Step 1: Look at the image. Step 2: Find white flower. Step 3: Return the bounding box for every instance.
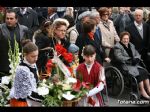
[8,59,11,62]
[62,83,71,90]
[42,79,47,83]
[19,53,22,56]
[62,91,75,100]
[1,76,11,85]
[9,63,13,69]
[37,86,49,96]
[48,83,54,89]
[65,77,77,84]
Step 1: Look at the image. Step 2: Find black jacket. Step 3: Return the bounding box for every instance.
[35,32,51,73]
[14,7,39,40]
[125,22,150,55]
[75,33,105,65]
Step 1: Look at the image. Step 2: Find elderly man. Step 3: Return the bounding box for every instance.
[125,8,150,72]
[0,9,29,79]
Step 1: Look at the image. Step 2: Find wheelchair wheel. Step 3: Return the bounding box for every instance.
[129,92,138,101]
[105,66,124,98]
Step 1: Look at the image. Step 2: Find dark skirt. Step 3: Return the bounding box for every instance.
[136,68,149,83]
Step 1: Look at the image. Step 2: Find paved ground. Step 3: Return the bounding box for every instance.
[107,88,150,107]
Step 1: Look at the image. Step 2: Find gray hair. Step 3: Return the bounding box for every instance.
[134,8,143,17]
[89,11,100,19]
[78,11,91,20]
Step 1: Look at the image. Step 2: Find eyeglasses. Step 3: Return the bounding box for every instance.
[56,29,67,32]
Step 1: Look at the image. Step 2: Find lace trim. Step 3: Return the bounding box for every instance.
[10,66,37,99]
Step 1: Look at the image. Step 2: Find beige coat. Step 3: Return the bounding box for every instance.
[66,25,79,44]
[98,19,120,56]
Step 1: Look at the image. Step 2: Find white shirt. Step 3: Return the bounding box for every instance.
[23,58,36,68]
[134,21,143,31]
[134,21,143,38]
[20,8,27,15]
[85,62,94,74]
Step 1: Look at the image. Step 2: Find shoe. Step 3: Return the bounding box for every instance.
[140,95,150,100]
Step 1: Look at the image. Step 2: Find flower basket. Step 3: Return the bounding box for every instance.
[62,97,81,107]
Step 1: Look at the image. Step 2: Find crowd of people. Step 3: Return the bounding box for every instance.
[0,7,150,107]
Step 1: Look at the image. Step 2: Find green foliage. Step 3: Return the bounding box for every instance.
[41,83,63,107]
[42,95,62,107]
[8,34,20,84]
[0,34,20,106]
[0,84,10,107]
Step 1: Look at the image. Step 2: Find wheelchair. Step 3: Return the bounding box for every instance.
[104,49,149,101]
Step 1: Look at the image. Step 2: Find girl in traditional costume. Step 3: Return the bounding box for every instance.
[76,45,107,106]
[9,39,43,107]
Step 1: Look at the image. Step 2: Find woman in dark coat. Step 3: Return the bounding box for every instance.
[34,20,52,74]
[113,31,150,100]
[75,19,105,65]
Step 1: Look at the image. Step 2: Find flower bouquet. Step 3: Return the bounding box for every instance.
[37,77,91,107]
[40,43,74,79]
[37,44,91,107]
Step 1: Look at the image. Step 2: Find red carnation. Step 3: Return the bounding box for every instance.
[46,59,53,68]
[63,52,73,63]
[55,44,67,55]
[46,59,54,74]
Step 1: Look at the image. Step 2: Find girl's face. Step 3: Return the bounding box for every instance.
[24,50,38,64]
[54,25,67,39]
[121,35,130,46]
[83,53,96,65]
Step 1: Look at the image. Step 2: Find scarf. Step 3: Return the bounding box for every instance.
[102,20,110,31]
[88,32,94,40]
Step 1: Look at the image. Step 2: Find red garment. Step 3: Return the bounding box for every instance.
[10,98,28,107]
[88,32,94,40]
[76,61,105,106]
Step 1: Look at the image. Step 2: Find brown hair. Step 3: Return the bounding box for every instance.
[83,19,96,33]
[40,19,52,34]
[98,7,109,17]
[4,9,18,20]
[120,31,130,40]
[21,39,38,54]
[83,45,96,56]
